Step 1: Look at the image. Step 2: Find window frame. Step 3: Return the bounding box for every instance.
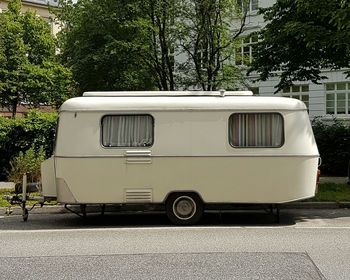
[100,114,155,148]
[228,112,285,149]
[325,82,350,116]
[237,0,259,13]
[282,84,309,112]
[251,0,259,11]
[235,34,259,66]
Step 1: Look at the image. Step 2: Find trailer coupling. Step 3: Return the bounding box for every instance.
[2,174,47,221]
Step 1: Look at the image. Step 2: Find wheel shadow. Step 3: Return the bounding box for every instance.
[0,209,294,230]
[2,207,350,230]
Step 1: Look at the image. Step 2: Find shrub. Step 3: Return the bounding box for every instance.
[312,118,350,176]
[0,110,58,181]
[8,146,45,183]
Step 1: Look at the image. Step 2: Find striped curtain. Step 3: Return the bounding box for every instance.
[229,113,283,147]
[102,115,153,147]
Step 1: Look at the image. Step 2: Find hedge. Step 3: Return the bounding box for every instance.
[312,118,350,176]
[0,110,57,181]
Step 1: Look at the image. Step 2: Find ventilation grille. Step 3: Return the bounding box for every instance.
[124,189,153,203]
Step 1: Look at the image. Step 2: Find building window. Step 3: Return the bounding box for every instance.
[229,113,284,148]
[325,82,350,115]
[237,0,259,12]
[251,0,259,11]
[235,34,258,66]
[283,84,309,110]
[101,115,154,147]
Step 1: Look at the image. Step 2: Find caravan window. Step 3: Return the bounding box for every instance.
[101,115,154,147]
[229,113,284,148]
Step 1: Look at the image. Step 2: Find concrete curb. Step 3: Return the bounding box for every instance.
[2,202,350,216]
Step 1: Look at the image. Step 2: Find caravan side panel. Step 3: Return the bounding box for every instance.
[54,155,318,204]
[41,157,57,198]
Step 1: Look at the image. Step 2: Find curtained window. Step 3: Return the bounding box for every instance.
[102,115,154,147]
[229,113,284,148]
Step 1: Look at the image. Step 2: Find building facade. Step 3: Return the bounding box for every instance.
[238,0,350,122]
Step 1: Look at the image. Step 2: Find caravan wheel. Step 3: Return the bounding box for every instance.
[166,193,203,225]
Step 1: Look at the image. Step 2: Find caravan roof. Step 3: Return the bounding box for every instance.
[60,91,307,112]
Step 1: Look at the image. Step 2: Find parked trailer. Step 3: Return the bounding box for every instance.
[38,91,319,224]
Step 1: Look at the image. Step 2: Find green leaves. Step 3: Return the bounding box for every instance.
[56,0,155,94]
[56,0,248,92]
[8,145,45,183]
[312,118,350,176]
[249,0,350,92]
[21,11,56,65]
[0,0,73,116]
[176,0,247,90]
[0,111,58,181]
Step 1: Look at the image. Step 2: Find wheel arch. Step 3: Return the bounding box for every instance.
[163,191,205,204]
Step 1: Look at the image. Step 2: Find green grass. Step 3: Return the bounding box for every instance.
[0,188,57,207]
[311,183,350,202]
[0,189,14,207]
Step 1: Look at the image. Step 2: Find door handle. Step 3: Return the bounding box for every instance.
[125,150,152,164]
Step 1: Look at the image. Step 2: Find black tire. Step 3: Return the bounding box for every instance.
[165,193,203,225]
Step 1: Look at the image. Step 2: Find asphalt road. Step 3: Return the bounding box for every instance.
[0,208,350,280]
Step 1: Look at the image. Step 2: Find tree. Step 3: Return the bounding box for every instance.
[57,0,250,92]
[56,0,156,95]
[248,0,350,92]
[176,0,249,91]
[141,0,177,91]
[0,0,73,117]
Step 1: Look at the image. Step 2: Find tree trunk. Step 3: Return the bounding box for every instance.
[11,99,18,118]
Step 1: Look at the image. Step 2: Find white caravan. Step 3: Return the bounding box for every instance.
[41,91,320,224]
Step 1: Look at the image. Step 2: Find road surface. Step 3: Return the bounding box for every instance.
[0,208,349,279]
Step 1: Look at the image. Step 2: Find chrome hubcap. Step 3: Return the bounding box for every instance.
[173,196,196,220]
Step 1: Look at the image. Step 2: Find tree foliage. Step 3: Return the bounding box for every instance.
[56,0,156,94]
[0,0,73,116]
[248,0,350,92]
[57,0,248,92]
[8,145,45,183]
[312,118,350,176]
[140,0,177,90]
[0,110,57,181]
[177,0,248,90]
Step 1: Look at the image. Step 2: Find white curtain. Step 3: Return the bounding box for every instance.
[102,115,153,147]
[230,113,283,147]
